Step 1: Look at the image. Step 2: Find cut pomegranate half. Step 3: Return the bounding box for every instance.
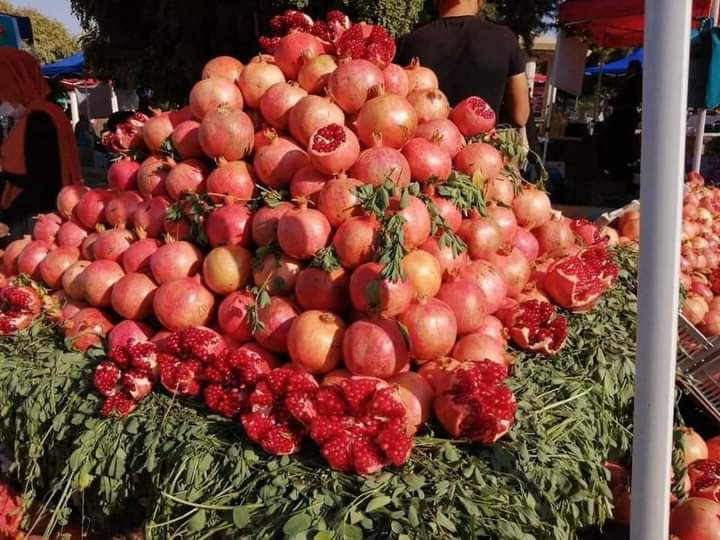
[499,300,569,356]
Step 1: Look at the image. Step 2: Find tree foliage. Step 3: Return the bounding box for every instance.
[0,0,77,64]
[69,0,557,103]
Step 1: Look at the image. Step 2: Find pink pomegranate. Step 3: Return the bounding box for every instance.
[273,32,325,80]
[92,229,135,263]
[328,59,384,114]
[513,187,553,229]
[104,191,143,228]
[107,159,140,191]
[349,262,413,317]
[253,130,309,189]
[107,320,155,350]
[402,249,443,299]
[17,240,50,280]
[56,221,88,249]
[238,56,286,108]
[343,318,410,378]
[202,55,244,82]
[487,247,531,299]
[487,205,519,244]
[430,197,462,232]
[277,203,332,259]
[80,260,125,307]
[298,53,338,94]
[419,236,469,279]
[137,154,172,198]
[454,142,503,180]
[512,227,540,262]
[189,77,243,120]
[206,160,256,203]
[252,252,302,296]
[253,296,300,353]
[461,260,508,314]
[170,120,204,160]
[76,189,113,229]
[316,174,363,227]
[252,201,293,246]
[333,215,379,269]
[349,135,411,186]
[2,236,32,275]
[382,63,410,96]
[356,92,418,149]
[437,278,488,335]
[81,233,98,260]
[153,278,215,331]
[407,89,450,123]
[111,272,158,320]
[32,213,62,244]
[206,204,253,247]
[290,166,328,203]
[402,138,452,184]
[415,119,465,158]
[388,371,433,434]
[38,246,80,289]
[164,159,209,200]
[669,498,720,540]
[122,238,160,274]
[295,267,350,313]
[387,195,432,248]
[150,240,204,284]
[453,333,507,365]
[142,115,174,152]
[399,298,458,362]
[259,82,308,130]
[198,107,255,161]
[487,176,516,206]
[56,185,89,219]
[288,310,346,375]
[308,123,361,175]
[64,308,114,352]
[449,96,496,136]
[133,196,170,239]
[289,95,345,146]
[534,215,576,256]
[404,58,439,92]
[217,291,254,342]
[459,217,502,260]
[62,260,91,300]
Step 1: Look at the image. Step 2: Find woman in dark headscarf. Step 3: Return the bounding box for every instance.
[0,46,82,246]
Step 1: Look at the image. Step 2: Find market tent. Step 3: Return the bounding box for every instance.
[585,48,644,76]
[0,12,33,43]
[42,52,85,78]
[559,0,711,47]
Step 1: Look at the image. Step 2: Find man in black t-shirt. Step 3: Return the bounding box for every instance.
[395,0,530,127]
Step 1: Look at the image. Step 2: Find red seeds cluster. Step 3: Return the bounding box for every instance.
[336,24,396,68]
[0,285,41,336]
[466,96,496,120]
[688,459,720,502]
[508,300,568,356]
[311,123,346,153]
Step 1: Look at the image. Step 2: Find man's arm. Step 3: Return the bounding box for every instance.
[504,73,531,127]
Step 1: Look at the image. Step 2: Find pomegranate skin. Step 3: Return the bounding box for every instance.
[349,262,414,318]
[437,278,489,335]
[343,319,410,379]
[153,278,215,331]
[287,310,346,375]
[452,333,508,366]
[398,298,458,363]
[277,205,332,260]
[217,291,254,343]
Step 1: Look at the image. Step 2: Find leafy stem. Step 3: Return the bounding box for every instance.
[418,193,467,257]
[310,246,341,273]
[437,171,487,217]
[377,214,407,283]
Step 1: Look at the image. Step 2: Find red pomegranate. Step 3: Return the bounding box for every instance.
[76,189,113,229]
[107,159,140,191]
[533,214,577,256]
[454,142,503,180]
[38,246,80,289]
[2,236,32,275]
[202,245,252,294]
[32,213,62,243]
[356,91,418,149]
[316,174,363,227]
[407,89,450,123]
[298,53,338,94]
[387,195,432,248]
[295,267,350,313]
[449,96,496,136]
[122,238,160,274]
[430,196,463,232]
[402,138,452,184]
[399,298,458,362]
[343,318,410,378]
[150,240,204,285]
[332,215,379,269]
[165,159,209,200]
[153,278,215,331]
[62,260,91,300]
[415,118,465,158]
[81,233,98,260]
[206,203,253,247]
[17,240,50,280]
[0,285,42,334]
[64,308,114,351]
[252,202,293,246]
[404,58,439,93]
[202,55,244,82]
[189,77,243,120]
[133,196,170,239]
[56,184,89,219]
[461,260,509,314]
[419,236,469,280]
[437,278,488,335]
[206,160,256,203]
[475,314,506,343]
[289,95,345,146]
[349,262,413,317]
[217,291,254,342]
[254,296,299,353]
[259,81,308,130]
[288,310,346,374]
[274,31,325,80]
[290,166,328,203]
[417,356,462,393]
[669,498,720,540]
[459,216,503,260]
[107,320,155,350]
[253,130,309,189]
[512,227,540,262]
[486,205,518,244]
[198,107,255,161]
[388,371,433,434]
[308,123,361,175]
[402,249,442,299]
[277,203,332,259]
[383,63,410,96]
[328,59,384,114]
[111,272,158,320]
[142,114,174,152]
[238,56,286,108]
[336,22,397,68]
[487,247,531,299]
[105,191,144,228]
[252,252,302,296]
[80,260,125,307]
[349,135,411,186]
[93,228,135,263]
[453,333,507,366]
[137,154,172,198]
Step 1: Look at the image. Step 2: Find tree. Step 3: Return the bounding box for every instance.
[69,0,557,103]
[0,0,78,64]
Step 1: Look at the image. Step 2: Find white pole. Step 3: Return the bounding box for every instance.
[68,89,80,128]
[542,34,562,162]
[109,82,119,113]
[691,0,720,172]
[630,0,691,538]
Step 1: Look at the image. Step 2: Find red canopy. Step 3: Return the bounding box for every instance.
[559,0,712,47]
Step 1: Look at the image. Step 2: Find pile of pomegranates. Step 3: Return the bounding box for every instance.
[0,10,621,475]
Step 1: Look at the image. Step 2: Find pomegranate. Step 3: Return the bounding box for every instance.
[254,296,299,353]
[0,285,42,334]
[17,240,50,280]
[238,55,286,108]
[350,262,413,317]
[93,228,135,263]
[449,96,497,136]
[383,63,410,96]
[81,232,97,260]
[487,176,516,206]
[402,138,452,183]
[316,174,363,227]
[356,91,418,149]
[387,195,432,248]
[253,252,302,296]
[688,460,720,502]
[253,130,309,189]
[76,189,113,229]
[206,203,253,247]
[399,298,457,362]
[295,266,350,312]
[461,260,508,314]
[475,315,506,343]
[682,428,710,465]
[189,77,243,120]
[289,95,345,146]
[684,294,710,325]
[165,159,209,200]
[454,142,503,180]
[150,240,203,285]
[153,278,215,331]
[415,118,465,158]
[487,247,531,298]
[328,59,384,114]
[217,291,254,342]
[38,246,80,289]
[202,55,244,82]
[706,311,720,336]
[252,202,293,246]
[56,184,89,219]
[298,52,338,94]
[134,196,170,239]
[277,203,332,259]
[142,114,174,152]
[106,320,155,350]
[56,221,88,249]
[206,160,256,203]
[419,236,469,279]
[62,260,91,300]
[137,154,172,198]
[336,23,396,68]
[288,310,346,374]
[669,498,720,540]
[308,123,361,175]
[708,436,720,461]
[570,219,604,246]
[64,307,114,351]
[453,333,507,366]
[260,82,308,130]
[274,31,325,80]
[105,191,143,227]
[388,371,433,433]
[437,278,488,335]
[111,272,158,320]
[122,238,160,274]
[32,213,61,243]
[407,89,450,123]
[404,58,439,92]
[499,300,568,356]
[459,217,503,260]
[198,107,255,161]
[434,361,516,443]
[533,215,576,256]
[290,166,328,203]
[512,227,540,262]
[343,318,410,378]
[431,197,463,232]
[107,159,140,191]
[349,135,411,187]
[512,187,552,229]
[333,215,378,269]
[402,249,442,299]
[80,260,125,307]
[417,356,462,393]
[202,245,252,294]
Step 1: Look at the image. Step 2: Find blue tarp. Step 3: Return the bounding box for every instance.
[42,52,84,77]
[585,48,644,76]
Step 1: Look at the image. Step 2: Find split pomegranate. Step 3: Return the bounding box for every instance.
[198,107,255,161]
[454,142,503,181]
[260,81,308,130]
[189,77,243,120]
[356,91,418,149]
[277,203,332,259]
[343,319,410,378]
[308,123,361,175]
[0,285,42,335]
[206,203,253,247]
[64,307,114,351]
[336,23,396,67]
[316,174,363,227]
[150,240,204,285]
[688,460,720,502]
[399,298,458,362]
[349,135,411,186]
[349,262,413,317]
[253,130,309,189]
[449,96,497,136]
[499,300,568,356]
[288,310,346,374]
[107,320,155,350]
[238,56,286,108]
[402,137,452,183]
[153,278,215,331]
[289,95,345,146]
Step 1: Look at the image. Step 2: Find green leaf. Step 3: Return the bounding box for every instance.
[366,495,392,512]
[233,505,251,529]
[283,513,312,536]
[187,509,206,532]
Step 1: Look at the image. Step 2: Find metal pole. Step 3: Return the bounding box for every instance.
[542,33,562,163]
[630,0,691,538]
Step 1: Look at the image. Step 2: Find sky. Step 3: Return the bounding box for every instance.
[11,0,82,35]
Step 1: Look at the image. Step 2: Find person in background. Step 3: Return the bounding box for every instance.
[136,87,161,117]
[395,0,530,127]
[74,114,94,149]
[0,47,82,246]
[605,60,643,182]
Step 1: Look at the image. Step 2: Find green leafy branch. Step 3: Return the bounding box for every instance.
[437,172,487,217]
[418,193,467,258]
[310,246,341,273]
